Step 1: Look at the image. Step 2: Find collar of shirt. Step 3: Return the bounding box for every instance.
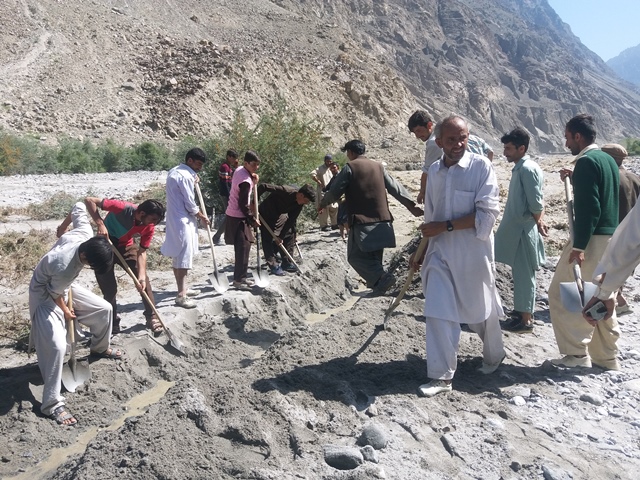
[438,151,472,171]
[512,154,530,172]
[572,143,599,164]
[182,163,197,176]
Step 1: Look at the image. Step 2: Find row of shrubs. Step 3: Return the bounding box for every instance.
[0,100,335,218]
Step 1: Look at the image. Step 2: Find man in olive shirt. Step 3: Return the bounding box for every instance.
[548,114,620,370]
[495,128,547,333]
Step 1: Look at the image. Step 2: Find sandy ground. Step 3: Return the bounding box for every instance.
[1,158,640,479]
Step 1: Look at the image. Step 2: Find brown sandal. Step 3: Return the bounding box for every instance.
[146,316,163,336]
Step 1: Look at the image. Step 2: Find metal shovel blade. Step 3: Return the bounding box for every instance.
[559,280,599,312]
[208,270,230,293]
[61,355,91,393]
[252,267,271,288]
[164,326,186,354]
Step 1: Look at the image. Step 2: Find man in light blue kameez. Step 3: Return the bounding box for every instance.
[495,128,548,333]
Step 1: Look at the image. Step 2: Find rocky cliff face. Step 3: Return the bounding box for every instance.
[608,44,640,87]
[0,0,639,163]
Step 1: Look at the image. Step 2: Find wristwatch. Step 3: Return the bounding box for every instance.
[446,220,454,232]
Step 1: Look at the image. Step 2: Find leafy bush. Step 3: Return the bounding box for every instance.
[625,138,640,156]
[200,100,330,223]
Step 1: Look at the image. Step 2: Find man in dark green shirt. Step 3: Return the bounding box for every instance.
[548,114,621,371]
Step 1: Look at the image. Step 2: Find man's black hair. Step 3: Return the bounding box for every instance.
[500,127,530,152]
[566,114,597,144]
[226,149,239,158]
[340,140,366,156]
[138,199,165,222]
[298,184,316,202]
[407,110,433,131]
[185,147,207,163]
[78,236,114,275]
[244,150,261,163]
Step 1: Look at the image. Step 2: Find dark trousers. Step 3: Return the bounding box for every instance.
[212,196,229,242]
[261,223,295,265]
[225,216,255,282]
[95,237,155,327]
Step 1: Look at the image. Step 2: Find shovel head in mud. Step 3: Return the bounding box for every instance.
[208,271,230,293]
[559,262,598,312]
[61,356,91,393]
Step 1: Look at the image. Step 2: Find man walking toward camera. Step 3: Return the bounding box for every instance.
[161,148,210,308]
[548,114,620,370]
[412,116,505,397]
[495,127,547,333]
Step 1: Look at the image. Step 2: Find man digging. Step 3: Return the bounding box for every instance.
[30,202,123,426]
[81,196,165,335]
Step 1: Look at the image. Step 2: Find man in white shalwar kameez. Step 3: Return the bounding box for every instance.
[413,116,506,397]
[30,202,118,426]
[161,147,210,308]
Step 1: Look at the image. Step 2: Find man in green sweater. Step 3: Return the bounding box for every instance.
[548,114,621,370]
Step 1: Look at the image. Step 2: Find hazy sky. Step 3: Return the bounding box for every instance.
[546,0,640,61]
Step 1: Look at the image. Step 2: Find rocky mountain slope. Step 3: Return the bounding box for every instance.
[1,0,639,160]
[608,44,640,87]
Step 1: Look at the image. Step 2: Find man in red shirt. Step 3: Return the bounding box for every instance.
[82,197,165,334]
[212,149,239,245]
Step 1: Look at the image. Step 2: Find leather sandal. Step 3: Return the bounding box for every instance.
[146,316,163,336]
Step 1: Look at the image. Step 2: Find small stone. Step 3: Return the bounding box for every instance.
[580,393,604,406]
[511,396,526,406]
[360,445,379,463]
[484,418,504,430]
[1,456,10,463]
[500,386,531,398]
[510,461,521,472]
[542,463,573,480]
[323,445,363,470]
[366,404,379,417]
[358,423,388,450]
[621,379,640,392]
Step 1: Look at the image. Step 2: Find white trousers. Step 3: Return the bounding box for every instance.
[31,284,112,415]
[425,314,505,380]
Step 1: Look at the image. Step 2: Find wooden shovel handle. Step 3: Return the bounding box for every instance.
[107,239,168,331]
[67,288,75,345]
[194,182,220,272]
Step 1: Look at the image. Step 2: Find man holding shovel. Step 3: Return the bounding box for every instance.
[257,183,315,275]
[82,197,165,335]
[161,148,210,309]
[30,202,121,426]
[548,114,620,370]
[225,150,261,290]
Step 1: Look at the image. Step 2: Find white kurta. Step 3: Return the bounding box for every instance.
[421,152,503,324]
[161,163,199,268]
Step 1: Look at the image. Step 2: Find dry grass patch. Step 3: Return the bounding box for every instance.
[0,229,56,285]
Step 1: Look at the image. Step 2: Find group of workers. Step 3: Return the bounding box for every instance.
[28,109,640,426]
